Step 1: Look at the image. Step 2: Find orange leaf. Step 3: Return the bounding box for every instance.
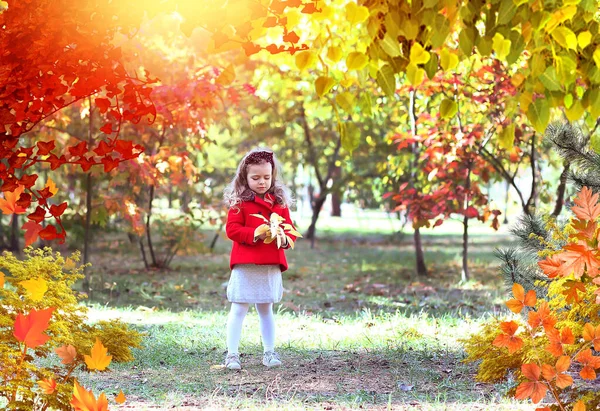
[55,344,77,365]
[573,400,586,411]
[538,254,564,278]
[84,338,112,371]
[528,302,557,332]
[71,380,109,411]
[515,363,547,404]
[570,219,597,241]
[572,187,600,221]
[0,185,27,215]
[582,323,600,351]
[0,272,4,288]
[506,283,537,313]
[493,321,523,353]
[13,307,55,348]
[545,327,574,357]
[115,389,126,404]
[541,356,573,389]
[37,378,57,394]
[562,280,587,303]
[555,244,600,279]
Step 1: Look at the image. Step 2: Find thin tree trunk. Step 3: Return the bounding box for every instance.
[82,96,95,292]
[10,215,19,253]
[408,89,427,276]
[306,196,327,249]
[146,184,157,267]
[139,238,149,269]
[552,160,570,217]
[461,164,473,282]
[210,222,224,252]
[330,164,342,217]
[524,133,538,213]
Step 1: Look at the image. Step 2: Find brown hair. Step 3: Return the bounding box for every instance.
[223,147,295,209]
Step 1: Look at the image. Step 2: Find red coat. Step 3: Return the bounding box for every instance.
[226,193,297,272]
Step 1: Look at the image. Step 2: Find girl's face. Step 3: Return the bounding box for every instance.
[246,162,272,197]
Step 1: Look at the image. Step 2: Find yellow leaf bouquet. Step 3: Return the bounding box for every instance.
[251,212,302,249]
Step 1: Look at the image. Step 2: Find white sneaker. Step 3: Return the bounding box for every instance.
[225,353,241,370]
[262,351,282,367]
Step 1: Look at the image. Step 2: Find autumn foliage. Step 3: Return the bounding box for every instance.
[0,248,142,410]
[463,187,600,409]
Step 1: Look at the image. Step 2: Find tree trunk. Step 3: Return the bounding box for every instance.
[552,160,570,217]
[413,228,427,276]
[82,172,93,292]
[524,133,538,214]
[146,184,157,267]
[330,164,342,217]
[10,215,19,253]
[461,163,473,282]
[305,195,327,249]
[503,179,510,224]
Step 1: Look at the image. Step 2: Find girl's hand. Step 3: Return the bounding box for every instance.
[255,232,267,241]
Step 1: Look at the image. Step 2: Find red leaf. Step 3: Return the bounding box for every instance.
[22,220,43,246]
[101,156,120,172]
[39,225,59,241]
[16,193,32,209]
[36,140,55,156]
[93,140,112,156]
[0,185,27,215]
[68,141,87,158]
[19,174,38,189]
[464,206,479,218]
[27,206,47,223]
[47,154,66,170]
[99,123,113,134]
[49,202,68,218]
[283,31,300,43]
[78,157,94,172]
[95,98,111,113]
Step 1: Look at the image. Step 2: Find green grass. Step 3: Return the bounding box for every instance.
[71,220,526,409]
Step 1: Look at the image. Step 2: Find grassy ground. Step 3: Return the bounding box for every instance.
[73,217,529,410]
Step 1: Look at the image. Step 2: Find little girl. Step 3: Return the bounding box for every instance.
[222,147,298,370]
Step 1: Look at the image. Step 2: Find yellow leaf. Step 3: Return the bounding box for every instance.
[250,213,268,223]
[313,4,334,21]
[295,51,317,71]
[19,278,48,301]
[286,236,295,249]
[519,91,533,111]
[254,224,270,239]
[439,99,457,119]
[409,43,430,65]
[84,338,112,371]
[406,63,425,86]
[283,8,301,30]
[115,390,126,404]
[492,33,511,61]
[346,2,369,25]
[565,100,584,122]
[578,31,591,49]
[594,47,600,69]
[439,48,458,71]
[0,272,4,288]
[315,76,336,97]
[346,52,368,71]
[511,73,525,87]
[326,46,343,63]
[340,76,356,88]
[402,19,419,41]
[335,92,355,115]
[499,123,515,150]
[64,257,76,271]
[551,26,577,50]
[545,5,577,33]
[215,65,235,86]
[45,178,58,196]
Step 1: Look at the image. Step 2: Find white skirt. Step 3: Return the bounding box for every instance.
[226,264,283,303]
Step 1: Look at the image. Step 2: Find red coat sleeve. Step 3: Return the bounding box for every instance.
[226,206,256,245]
[281,206,298,249]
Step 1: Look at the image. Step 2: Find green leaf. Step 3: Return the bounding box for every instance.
[440,99,458,119]
[430,15,450,48]
[526,98,550,134]
[346,52,368,71]
[459,27,476,55]
[376,65,396,98]
[538,66,561,91]
[380,32,402,57]
[335,92,355,115]
[556,54,577,88]
[359,93,373,118]
[340,121,361,153]
[497,0,517,25]
[424,52,439,79]
[565,100,584,122]
[477,35,493,57]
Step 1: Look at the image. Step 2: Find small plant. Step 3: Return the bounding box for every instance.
[0,247,142,410]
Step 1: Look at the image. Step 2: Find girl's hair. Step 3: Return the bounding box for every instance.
[223,147,295,209]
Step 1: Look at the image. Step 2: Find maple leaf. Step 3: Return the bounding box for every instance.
[49,202,68,218]
[45,177,58,196]
[22,220,43,246]
[13,307,55,348]
[37,378,57,394]
[575,349,600,380]
[541,356,573,389]
[55,344,77,365]
[505,283,536,313]
[492,321,523,353]
[27,206,47,223]
[19,277,48,301]
[555,244,600,279]
[0,272,4,288]
[573,400,586,411]
[570,219,597,241]
[36,140,55,156]
[582,323,600,351]
[115,390,126,404]
[561,280,586,303]
[572,187,600,221]
[0,185,27,215]
[528,302,557,332]
[545,327,574,357]
[71,380,109,411]
[515,363,548,404]
[84,338,112,371]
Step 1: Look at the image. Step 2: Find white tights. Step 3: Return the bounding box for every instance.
[226,302,276,354]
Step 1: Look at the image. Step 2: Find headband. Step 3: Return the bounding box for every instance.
[245,151,274,168]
